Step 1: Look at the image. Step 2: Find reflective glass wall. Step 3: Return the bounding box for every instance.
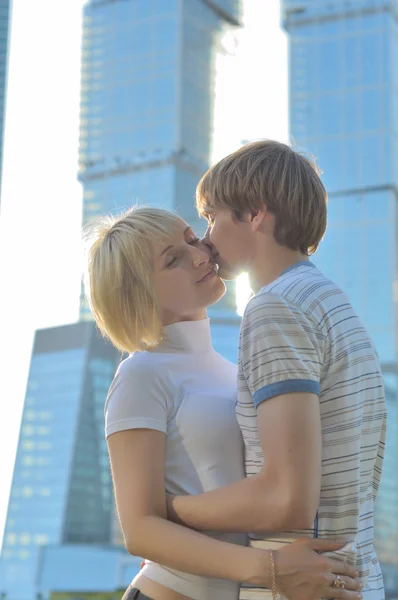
[282,0,398,362]
[79,0,241,230]
[374,366,398,594]
[0,0,10,204]
[78,0,243,343]
[282,1,398,593]
[0,3,244,598]
[0,323,121,600]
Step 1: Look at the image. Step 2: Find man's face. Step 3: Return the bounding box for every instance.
[201,207,254,280]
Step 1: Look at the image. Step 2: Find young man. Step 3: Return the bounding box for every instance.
[168,140,387,600]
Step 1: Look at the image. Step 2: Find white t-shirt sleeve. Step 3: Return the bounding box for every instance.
[104,356,170,439]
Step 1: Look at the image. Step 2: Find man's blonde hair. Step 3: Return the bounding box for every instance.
[196,140,327,255]
[84,206,186,354]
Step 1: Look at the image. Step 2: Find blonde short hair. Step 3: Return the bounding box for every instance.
[196,140,327,255]
[84,206,186,354]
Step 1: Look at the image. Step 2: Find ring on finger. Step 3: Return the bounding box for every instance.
[332,575,346,589]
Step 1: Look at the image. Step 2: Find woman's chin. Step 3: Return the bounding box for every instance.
[207,276,227,306]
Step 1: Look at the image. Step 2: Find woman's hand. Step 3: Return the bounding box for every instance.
[274,538,362,600]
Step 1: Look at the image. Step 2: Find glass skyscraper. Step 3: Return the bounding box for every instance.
[0,323,121,600]
[282,0,397,360]
[79,0,241,232]
[78,0,243,358]
[282,0,398,594]
[0,0,11,206]
[375,365,398,594]
[0,2,243,598]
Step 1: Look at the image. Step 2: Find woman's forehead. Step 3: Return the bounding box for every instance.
[152,221,191,252]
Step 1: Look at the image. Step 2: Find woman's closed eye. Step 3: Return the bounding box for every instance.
[188,236,200,245]
[165,235,200,267]
[166,254,180,268]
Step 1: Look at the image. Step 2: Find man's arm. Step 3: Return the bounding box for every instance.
[168,293,324,533]
[168,391,321,532]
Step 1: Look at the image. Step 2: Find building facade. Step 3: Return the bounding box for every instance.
[0,2,243,598]
[282,0,398,594]
[37,545,141,599]
[79,0,242,317]
[78,0,243,356]
[0,0,11,207]
[282,0,398,360]
[79,0,241,226]
[0,323,121,600]
[375,364,398,596]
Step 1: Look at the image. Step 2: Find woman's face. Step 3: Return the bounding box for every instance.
[153,221,225,325]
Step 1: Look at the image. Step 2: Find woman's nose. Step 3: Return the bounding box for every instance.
[191,246,210,268]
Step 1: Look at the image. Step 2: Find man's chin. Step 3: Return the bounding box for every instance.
[217,263,240,281]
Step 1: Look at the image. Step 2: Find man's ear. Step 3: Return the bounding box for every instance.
[250,207,268,232]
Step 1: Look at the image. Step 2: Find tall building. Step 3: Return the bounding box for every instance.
[282,0,397,361]
[0,323,121,600]
[78,0,243,350]
[36,544,141,599]
[79,0,241,232]
[0,2,243,598]
[0,0,11,206]
[282,0,398,594]
[376,364,398,595]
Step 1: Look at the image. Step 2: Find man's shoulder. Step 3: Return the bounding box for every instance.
[270,263,340,303]
[253,265,349,316]
[241,264,359,344]
[244,267,325,312]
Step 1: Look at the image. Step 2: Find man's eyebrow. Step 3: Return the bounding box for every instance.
[160,227,192,257]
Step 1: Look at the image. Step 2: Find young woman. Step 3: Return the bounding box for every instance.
[85,206,362,600]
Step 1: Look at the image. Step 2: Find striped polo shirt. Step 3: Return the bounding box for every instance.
[237,261,386,600]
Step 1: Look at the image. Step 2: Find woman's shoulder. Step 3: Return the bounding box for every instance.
[108,351,174,402]
[116,350,169,379]
[104,351,174,429]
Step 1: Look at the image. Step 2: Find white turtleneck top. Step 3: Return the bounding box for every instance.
[104,318,247,600]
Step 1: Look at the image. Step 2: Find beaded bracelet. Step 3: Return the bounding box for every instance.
[269,550,278,600]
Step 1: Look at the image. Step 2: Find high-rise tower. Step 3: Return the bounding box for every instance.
[0,0,11,207]
[0,2,243,598]
[282,1,398,594]
[0,323,121,600]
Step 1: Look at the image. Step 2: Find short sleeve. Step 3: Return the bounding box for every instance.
[240,293,326,408]
[104,356,171,439]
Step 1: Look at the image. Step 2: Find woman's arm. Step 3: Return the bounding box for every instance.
[108,427,266,585]
[108,428,361,600]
